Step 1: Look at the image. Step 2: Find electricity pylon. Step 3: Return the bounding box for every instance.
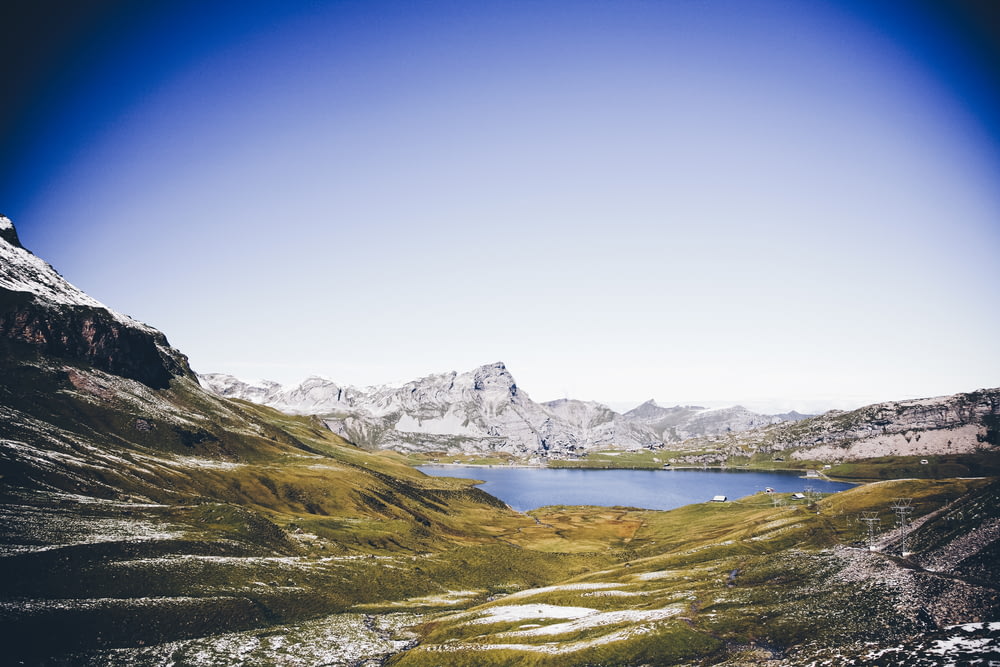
[891,498,914,556]
[860,512,881,551]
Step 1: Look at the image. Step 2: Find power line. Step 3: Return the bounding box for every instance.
[860,511,881,551]
[891,498,914,556]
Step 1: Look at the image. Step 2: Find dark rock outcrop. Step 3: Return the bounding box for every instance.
[0,217,23,248]
[0,216,193,389]
[0,291,191,388]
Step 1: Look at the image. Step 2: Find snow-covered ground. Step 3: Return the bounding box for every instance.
[0,217,151,330]
[66,612,421,666]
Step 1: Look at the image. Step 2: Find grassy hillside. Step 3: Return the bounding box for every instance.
[0,357,617,661]
[2,355,998,665]
[390,478,998,666]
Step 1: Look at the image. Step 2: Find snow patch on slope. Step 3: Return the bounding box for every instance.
[0,218,152,331]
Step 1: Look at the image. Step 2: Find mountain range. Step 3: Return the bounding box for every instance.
[2,213,999,665]
[199,368,810,456]
[199,368,1000,468]
[0,214,554,659]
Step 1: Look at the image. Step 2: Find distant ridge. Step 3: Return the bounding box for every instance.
[201,366,1000,464]
[201,367,814,456]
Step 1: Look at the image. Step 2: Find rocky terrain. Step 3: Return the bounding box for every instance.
[202,366,999,470]
[665,388,1000,470]
[624,399,800,441]
[199,371,804,457]
[0,215,190,388]
[2,215,998,665]
[779,391,1000,461]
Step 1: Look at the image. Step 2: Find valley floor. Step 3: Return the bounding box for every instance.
[7,476,998,666]
[2,367,997,666]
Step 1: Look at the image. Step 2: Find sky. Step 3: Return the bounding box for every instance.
[2,0,999,413]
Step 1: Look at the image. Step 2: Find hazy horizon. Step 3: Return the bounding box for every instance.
[201,359,988,416]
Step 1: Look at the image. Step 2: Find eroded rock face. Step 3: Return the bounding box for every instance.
[0,215,23,248]
[0,216,192,389]
[778,390,1000,461]
[204,365,1000,462]
[623,400,796,443]
[666,389,999,463]
[674,405,786,441]
[0,295,190,389]
[204,360,671,456]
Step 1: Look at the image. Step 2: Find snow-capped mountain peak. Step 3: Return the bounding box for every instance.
[0,214,21,248]
[1,219,129,319]
[200,361,804,456]
[472,361,519,394]
[0,216,191,387]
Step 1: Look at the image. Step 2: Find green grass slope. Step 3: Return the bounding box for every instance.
[0,356,614,661]
[3,356,998,665]
[390,479,999,667]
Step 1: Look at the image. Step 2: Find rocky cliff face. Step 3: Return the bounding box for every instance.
[624,399,790,443]
[0,214,23,247]
[778,390,1000,461]
[674,405,787,440]
[201,367,794,456]
[0,216,192,388]
[681,388,1000,463]
[542,398,661,450]
[205,362,578,455]
[202,366,999,462]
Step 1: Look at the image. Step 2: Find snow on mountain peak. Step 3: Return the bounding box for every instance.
[199,361,811,456]
[472,361,518,393]
[0,215,23,248]
[0,217,148,330]
[1,216,192,387]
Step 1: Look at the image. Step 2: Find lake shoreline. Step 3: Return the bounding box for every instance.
[417,461,856,482]
[417,465,856,513]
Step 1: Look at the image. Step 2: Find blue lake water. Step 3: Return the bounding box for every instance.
[417,465,855,512]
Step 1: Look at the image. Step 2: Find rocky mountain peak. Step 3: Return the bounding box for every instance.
[299,375,338,390]
[0,215,193,388]
[472,361,518,395]
[624,399,676,420]
[0,215,23,248]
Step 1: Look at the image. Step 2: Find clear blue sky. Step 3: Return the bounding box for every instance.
[2,1,999,412]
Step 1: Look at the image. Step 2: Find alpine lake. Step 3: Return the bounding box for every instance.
[417,465,855,512]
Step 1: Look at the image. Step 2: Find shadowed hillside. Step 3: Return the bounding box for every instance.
[2,216,997,665]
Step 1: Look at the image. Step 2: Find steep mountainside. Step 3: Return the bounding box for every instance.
[783,390,1000,461]
[200,373,794,456]
[541,398,660,450]
[0,218,578,660]
[623,399,707,439]
[2,216,998,666]
[204,364,583,456]
[672,388,1000,467]
[624,399,790,441]
[0,215,191,388]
